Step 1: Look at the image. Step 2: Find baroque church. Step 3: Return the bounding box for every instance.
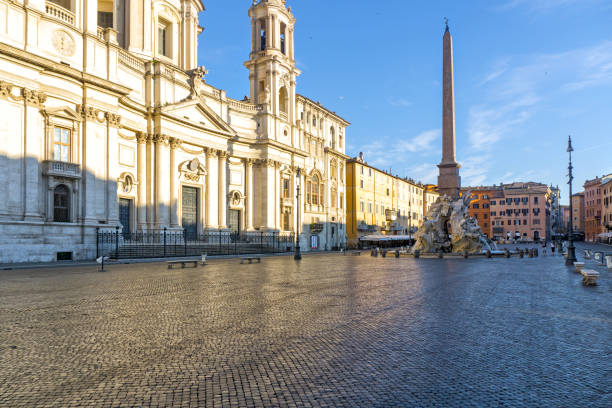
[0,0,349,262]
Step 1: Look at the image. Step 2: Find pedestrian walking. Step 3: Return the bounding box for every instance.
[550,241,555,254]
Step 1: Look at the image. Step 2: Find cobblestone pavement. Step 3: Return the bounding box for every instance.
[0,245,610,407]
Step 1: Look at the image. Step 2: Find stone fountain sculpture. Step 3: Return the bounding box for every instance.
[412,192,491,254]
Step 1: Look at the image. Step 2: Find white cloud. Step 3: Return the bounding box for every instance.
[469,40,612,154]
[357,129,441,177]
[406,163,438,185]
[387,97,413,108]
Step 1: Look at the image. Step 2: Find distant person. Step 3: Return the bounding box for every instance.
[550,241,555,254]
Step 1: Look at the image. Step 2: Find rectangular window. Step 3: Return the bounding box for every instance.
[360,201,364,212]
[97,12,113,28]
[340,193,344,210]
[534,197,539,204]
[53,127,70,162]
[283,178,290,199]
[158,21,169,57]
[368,202,372,214]
[360,179,364,189]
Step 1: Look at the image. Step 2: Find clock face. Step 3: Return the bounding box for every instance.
[52,30,76,57]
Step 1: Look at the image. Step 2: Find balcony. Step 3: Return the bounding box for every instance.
[45,2,75,26]
[43,160,81,179]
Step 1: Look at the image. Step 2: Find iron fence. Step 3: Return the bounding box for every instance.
[97,228,295,259]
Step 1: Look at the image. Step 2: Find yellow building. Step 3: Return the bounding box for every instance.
[346,154,425,247]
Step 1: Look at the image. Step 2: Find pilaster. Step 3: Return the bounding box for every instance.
[153,134,169,227]
[245,159,255,231]
[169,137,182,227]
[205,148,218,229]
[136,132,148,229]
[218,151,228,229]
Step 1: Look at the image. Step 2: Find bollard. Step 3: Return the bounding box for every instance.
[414,250,420,259]
[438,250,444,259]
[395,250,400,258]
[381,250,387,258]
[486,250,491,258]
[534,248,538,257]
[504,249,510,258]
[463,250,469,259]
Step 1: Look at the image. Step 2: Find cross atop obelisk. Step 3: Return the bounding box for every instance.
[437,19,461,198]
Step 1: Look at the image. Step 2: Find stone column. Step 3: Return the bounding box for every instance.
[251,19,256,53]
[266,18,272,50]
[205,148,218,229]
[136,132,148,230]
[246,159,254,230]
[154,134,169,227]
[169,137,181,227]
[289,28,295,60]
[218,151,228,229]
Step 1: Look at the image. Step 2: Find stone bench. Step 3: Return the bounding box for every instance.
[167,260,199,269]
[240,256,261,264]
[581,269,599,286]
[573,262,585,273]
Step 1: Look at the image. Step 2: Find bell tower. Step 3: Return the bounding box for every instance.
[245,0,300,142]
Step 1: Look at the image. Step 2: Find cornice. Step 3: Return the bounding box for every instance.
[0,80,47,108]
[0,43,131,96]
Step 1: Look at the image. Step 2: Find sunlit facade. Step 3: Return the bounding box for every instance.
[0,0,348,262]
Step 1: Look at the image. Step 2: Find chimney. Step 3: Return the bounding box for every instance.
[359,152,364,161]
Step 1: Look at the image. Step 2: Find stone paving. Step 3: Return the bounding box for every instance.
[0,242,610,407]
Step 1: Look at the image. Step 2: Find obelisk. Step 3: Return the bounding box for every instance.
[437,20,461,198]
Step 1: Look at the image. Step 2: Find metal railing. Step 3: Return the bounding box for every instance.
[43,160,81,179]
[96,228,295,259]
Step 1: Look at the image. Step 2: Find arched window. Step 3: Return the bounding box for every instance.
[54,184,70,222]
[311,175,319,205]
[330,127,336,149]
[279,86,288,116]
[280,22,287,54]
[339,133,343,148]
[259,19,267,50]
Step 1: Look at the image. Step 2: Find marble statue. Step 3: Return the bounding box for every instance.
[412,192,491,254]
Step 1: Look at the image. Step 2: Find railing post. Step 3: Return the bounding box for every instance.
[96,227,100,259]
[163,227,167,258]
[115,226,119,259]
[184,228,187,256]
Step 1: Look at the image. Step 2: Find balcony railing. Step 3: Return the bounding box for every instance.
[43,160,81,179]
[45,2,75,26]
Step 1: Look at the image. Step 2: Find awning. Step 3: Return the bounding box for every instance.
[360,234,414,241]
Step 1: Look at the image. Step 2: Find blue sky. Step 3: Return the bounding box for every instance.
[198,0,612,203]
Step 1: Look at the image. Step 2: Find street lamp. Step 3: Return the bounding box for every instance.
[565,135,577,265]
[294,168,302,260]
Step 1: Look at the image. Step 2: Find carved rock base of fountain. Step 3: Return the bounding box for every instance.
[412,193,491,254]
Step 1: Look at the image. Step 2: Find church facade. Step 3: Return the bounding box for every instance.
[0,0,349,263]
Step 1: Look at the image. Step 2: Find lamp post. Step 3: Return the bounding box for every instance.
[294,168,302,260]
[565,135,577,265]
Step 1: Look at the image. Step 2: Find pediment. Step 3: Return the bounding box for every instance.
[162,98,237,137]
[42,106,82,122]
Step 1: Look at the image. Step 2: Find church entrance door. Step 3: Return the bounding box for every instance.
[182,186,199,240]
